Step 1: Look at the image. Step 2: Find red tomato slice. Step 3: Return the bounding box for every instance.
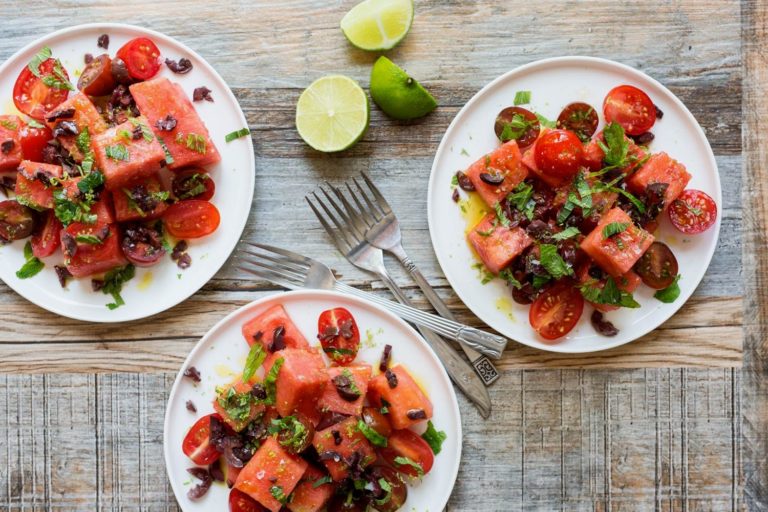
[31,210,62,258]
[172,168,215,201]
[77,54,116,96]
[18,122,53,162]
[116,37,161,81]
[317,307,360,365]
[228,488,267,512]
[633,242,679,290]
[667,189,717,234]
[556,102,598,142]
[380,429,435,478]
[13,59,71,121]
[533,129,584,181]
[603,85,657,136]
[529,282,584,341]
[182,413,222,465]
[163,200,220,239]
[494,106,540,150]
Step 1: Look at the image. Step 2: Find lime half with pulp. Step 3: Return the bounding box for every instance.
[369,56,437,120]
[295,75,369,152]
[340,0,414,51]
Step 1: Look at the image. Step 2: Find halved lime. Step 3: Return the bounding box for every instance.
[340,0,414,51]
[369,56,437,120]
[295,75,369,152]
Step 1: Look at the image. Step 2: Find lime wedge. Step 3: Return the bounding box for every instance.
[370,56,437,120]
[340,0,414,51]
[295,75,369,152]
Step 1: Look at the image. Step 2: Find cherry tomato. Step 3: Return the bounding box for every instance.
[116,37,162,81]
[668,189,717,234]
[172,168,215,201]
[121,224,166,267]
[18,122,53,162]
[13,59,70,121]
[182,413,222,465]
[557,102,598,142]
[634,242,679,290]
[317,307,360,365]
[77,54,116,96]
[228,488,267,512]
[494,106,540,150]
[603,85,657,136]
[380,429,435,478]
[326,494,369,512]
[163,200,220,239]
[534,129,584,181]
[0,200,36,241]
[361,406,392,438]
[368,465,408,512]
[529,282,584,341]
[31,210,62,258]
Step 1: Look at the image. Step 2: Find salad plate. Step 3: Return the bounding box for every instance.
[164,289,461,511]
[0,23,254,322]
[427,56,721,353]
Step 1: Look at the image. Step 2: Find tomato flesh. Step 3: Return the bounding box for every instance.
[380,429,435,478]
[31,210,62,258]
[557,102,598,142]
[603,85,657,136]
[529,282,584,341]
[494,106,540,150]
[182,413,222,465]
[172,168,215,201]
[668,189,717,234]
[116,37,161,81]
[317,307,360,365]
[162,200,220,239]
[533,129,584,181]
[228,488,267,512]
[77,54,116,96]
[361,406,393,438]
[369,465,408,512]
[13,59,70,120]
[633,242,678,290]
[18,123,53,162]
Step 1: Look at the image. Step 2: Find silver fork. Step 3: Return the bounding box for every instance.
[307,186,492,418]
[345,172,502,386]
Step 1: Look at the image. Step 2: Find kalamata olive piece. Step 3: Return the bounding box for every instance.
[110,57,133,85]
[121,224,165,267]
[326,494,369,512]
[591,310,619,337]
[0,200,36,241]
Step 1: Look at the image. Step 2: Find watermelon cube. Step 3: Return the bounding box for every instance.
[129,78,221,170]
[61,178,115,224]
[583,130,648,175]
[235,436,308,512]
[92,116,166,190]
[63,223,127,277]
[312,416,376,481]
[367,364,433,430]
[268,348,327,424]
[45,92,107,161]
[213,378,266,432]
[15,161,64,210]
[0,115,23,172]
[242,304,310,351]
[580,207,654,277]
[580,268,641,313]
[467,212,533,274]
[464,140,528,207]
[318,365,371,417]
[521,129,563,187]
[286,465,335,512]
[626,152,692,208]
[112,173,169,222]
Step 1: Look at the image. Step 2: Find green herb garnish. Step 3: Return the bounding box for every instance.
[580,277,640,308]
[535,112,557,129]
[75,234,104,245]
[602,222,629,239]
[551,227,581,240]
[499,268,522,289]
[242,342,266,383]
[421,420,447,454]
[357,419,388,447]
[269,416,311,452]
[225,127,250,142]
[513,90,531,105]
[105,144,129,161]
[26,119,45,129]
[263,357,284,405]
[156,136,174,165]
[539,244,573,279]
[0,119,18,130]
[312,475,333,489]
[177,133,207,154]
[506,181,535,220]
[499,113,534,142]
[16,241,44,279]
[129,118,154,142]
[101,264,135,310]
[27,47,52,77]
[654,275,681,303]
[40,59,74,91]
[216,386,254,423]
[393,456,425,477]
[493,202,510,227]
[270,485,288,505]
[597,122,629,168]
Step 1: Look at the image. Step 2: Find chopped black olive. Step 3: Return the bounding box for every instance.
[1,140,13,155]
[385,369,398,389]
[406,409,427,420]
[193,86,213,102]
[379,344,392,372]
[183,366,202,383]
[155,114,177,131]
[270,325,286,351]
[332,373,361,402]
[97,33,109,49]
[185,400,197,412]
[165,57,193,74]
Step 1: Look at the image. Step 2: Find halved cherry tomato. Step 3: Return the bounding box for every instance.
[633,241,678,290]
[172,168,215,201]
[18,122,53,162]
[603,85,656,136]
[163,200,220,239]
[228,488,267,512]
[326,495,368,512]
[121,224,166,267]
[534,129,584,181]
[668,189,717,234]
[31,210,62,258]
[182,413,222,465]
[529,282,584,341]
[77,54,116,96]
[368,465,408,512]
[361,406,392,438]
[116,37,161,81]
[557,102,598,142]
[317,307,360,365]
[0,200,36,241]
[13,59,70,120]
[494,106,540,150]
[380,429,435,478]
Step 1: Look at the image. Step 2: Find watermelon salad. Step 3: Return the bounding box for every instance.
[0,33,249,308]
[453,85,717,341]
[180,304,446,512]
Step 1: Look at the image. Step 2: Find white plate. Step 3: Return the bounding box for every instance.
[0,23,254,322]
[427,57,721,353]
[163,290,461,511]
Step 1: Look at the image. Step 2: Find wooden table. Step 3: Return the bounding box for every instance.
[0,1,764,510]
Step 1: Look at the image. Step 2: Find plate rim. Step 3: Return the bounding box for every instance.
[162,289,463,511]
[0,22,255,323]
[426,55,722,353]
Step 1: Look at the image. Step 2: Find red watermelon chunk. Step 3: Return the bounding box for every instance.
[367,365,433,430]
[92,116,166,191]
[579,267,642,313]
[242,304,310,350]
[63,223,127,277]
[464,140,527,207]
[312,416,376,481]
[60,178,115,224]
[467,212,533,274]
[213,378,266,432]
[267,348,327,424]
[45,93,107,161]
[0,115,23,172]
[111,173,169,222]
[626,152,692,208]
[129,78,221,170]
[235,436,308,512]
[583,130,648,175]
[318,365,371,417]
[580,207,654,277]
[286,465,335,512]
[15,161,64,210]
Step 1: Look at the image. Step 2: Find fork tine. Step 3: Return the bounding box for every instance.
[352,176,384,222]
[306,194,353,253]
[237,263,301,290]
[361,171,393,215]
[319,186,367,242]
[334,184,374,231]
[241,250,308,280]
[343,182,376,228]
[245,242,312,268]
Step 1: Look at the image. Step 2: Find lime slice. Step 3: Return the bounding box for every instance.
[295,75,369,152]
[340,0,414,51]
[369,56,437,120]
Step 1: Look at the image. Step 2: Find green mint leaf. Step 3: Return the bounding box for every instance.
[513,90,531,105]
[263,357,284,405]
[75,234,104,245]
[393,456,425,477]
[551,227,581,240]
[176,133,207,154]
[654,275,681,303]
[602,222,629,239]
[493,202,510,228]
[16,257,44,279]
[225,127,250,143]
[240,341,265,383]
[23,240,33,260]
[499,268,522,289]
[27,47,52,77]
[105,144,129,161]
[421,420,447,454]
[26,119,45,129]
[101,264,135,310]
[312,475,333,489]
[270,485,288,504]
[156,136,174,165]
[598,122,629,167]
[0,119,18,130]
[128,118,154,141]
[535,112,557,129]
[539,244,573,279]
[357,419,388,447]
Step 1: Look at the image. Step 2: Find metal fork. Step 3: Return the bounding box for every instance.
[307,185,492,418]
[346,172,502,386]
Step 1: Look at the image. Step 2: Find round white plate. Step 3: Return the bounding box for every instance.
[0,23,254,322]
[427,56,721,353]
[164,290,461,511]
